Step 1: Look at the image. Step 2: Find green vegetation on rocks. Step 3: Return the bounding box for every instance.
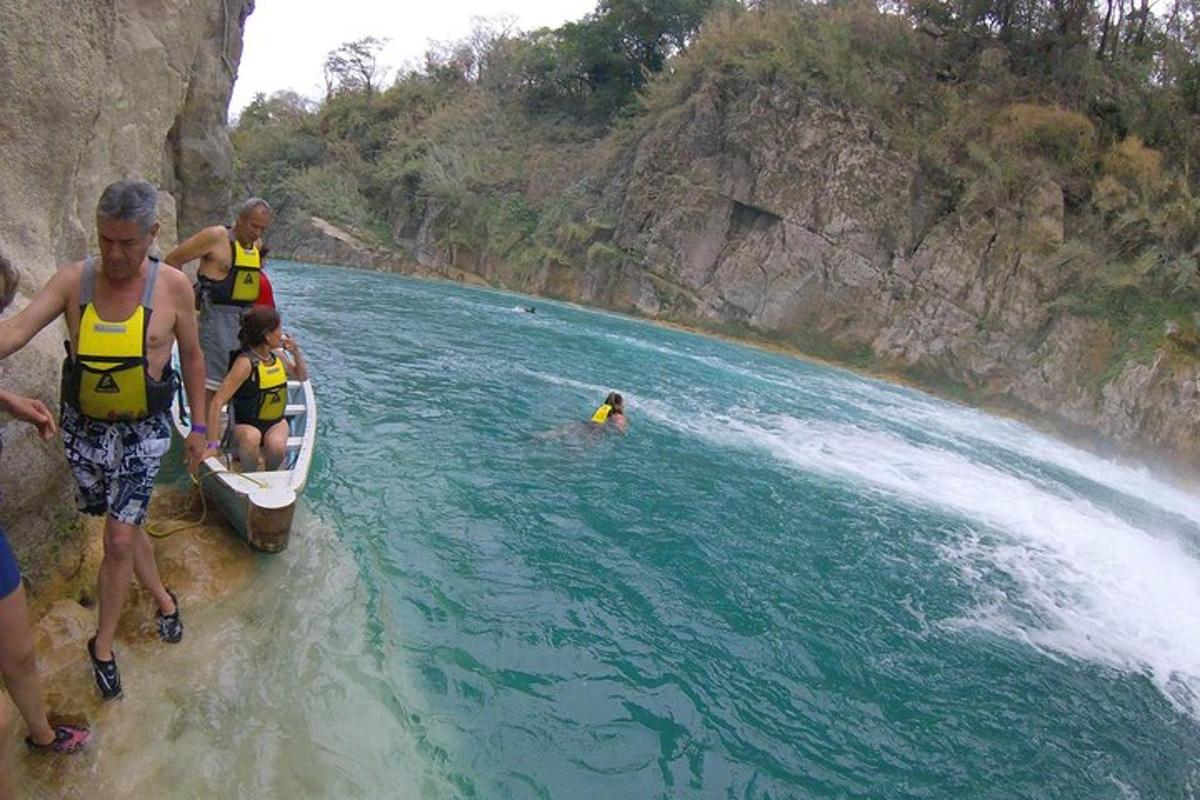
[234,0,1200,463]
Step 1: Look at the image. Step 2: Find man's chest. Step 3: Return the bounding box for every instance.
[67,288,174,352]
[201,247,233,277]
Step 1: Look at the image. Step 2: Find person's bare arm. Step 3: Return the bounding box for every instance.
[166,269,207,470]
[0,389,56,439]
[206,358,252,450]
[279,334,309,381]
[0,264,75,359]
[163,226,224,269]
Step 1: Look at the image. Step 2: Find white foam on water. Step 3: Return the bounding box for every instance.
[662,343,1200,532]
[601,332,701,361]
[877,399,1200,531]
[598,332,836,398]
[516,368,611,398]
[639,400,1200,719]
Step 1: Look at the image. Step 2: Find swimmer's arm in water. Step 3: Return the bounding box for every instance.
[0,389,56,439]
[0,263,75,359]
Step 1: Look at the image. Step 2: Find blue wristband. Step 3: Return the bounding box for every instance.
[191,423,207,434]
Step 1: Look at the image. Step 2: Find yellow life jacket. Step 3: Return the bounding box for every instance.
[232,352,288,424]
[255,356,288,422]
[61,257,174,421]
[228,238,262,304]
[591,404,612,424]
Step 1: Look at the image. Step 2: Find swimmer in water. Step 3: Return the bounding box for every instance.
[590,391,627,433]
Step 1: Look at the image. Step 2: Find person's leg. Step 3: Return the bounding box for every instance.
[94,412,171,657]
[93,517,137,662]
[131,529,174,615]
[199,303,228,442]
[111,411,179,643]
[205,387,220,439]
[261,420,289,470]
[0,585,53,746]
[61,408,124,697]
[131,526,182,644]
[234,423,263,470]
[0,699,12,800]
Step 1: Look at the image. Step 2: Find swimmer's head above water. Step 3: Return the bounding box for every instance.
[591,392,626,429]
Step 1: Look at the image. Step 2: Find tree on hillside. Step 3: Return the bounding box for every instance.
[512,0,730,121]
[899,0,1200,94]
[239,91,314,127]
[324,37,388,98]
[600,0,717,71]
[426,16,520,85]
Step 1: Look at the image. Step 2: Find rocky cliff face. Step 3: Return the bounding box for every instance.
[591,83,1200,467]
[0,0,253,577]
[329,78,1200,471]
[612,83,1200,467]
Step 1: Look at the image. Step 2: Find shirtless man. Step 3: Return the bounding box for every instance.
[164,198,272,421]
[0,179,208,700]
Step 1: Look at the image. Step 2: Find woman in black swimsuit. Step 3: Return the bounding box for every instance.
[206,307,308,470]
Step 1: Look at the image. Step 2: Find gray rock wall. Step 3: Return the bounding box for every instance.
[0,0,253,578]
[353,77,1200,471]
[594,82,1200,468]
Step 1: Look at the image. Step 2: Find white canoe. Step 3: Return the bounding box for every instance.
[169,349,317,552]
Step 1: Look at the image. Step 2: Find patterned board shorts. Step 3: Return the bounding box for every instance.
[60,405,172,527]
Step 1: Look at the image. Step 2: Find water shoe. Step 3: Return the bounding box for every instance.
[157,588,183,643]
[87,636,122,701]
[25,724,91,754]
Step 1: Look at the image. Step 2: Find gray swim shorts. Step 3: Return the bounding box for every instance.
[198,298,245,391]
[60,405,172,527]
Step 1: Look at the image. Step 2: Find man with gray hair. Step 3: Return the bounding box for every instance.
[0,178,208,701]
[165,197,273,420]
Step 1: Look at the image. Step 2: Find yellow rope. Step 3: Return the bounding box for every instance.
[146,463,269,539]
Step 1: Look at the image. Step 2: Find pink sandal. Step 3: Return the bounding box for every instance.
[25,724,90,754]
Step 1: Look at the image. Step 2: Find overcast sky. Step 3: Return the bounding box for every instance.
[230,0,598,113]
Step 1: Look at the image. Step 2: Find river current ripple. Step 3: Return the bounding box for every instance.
[33,261,1200,798]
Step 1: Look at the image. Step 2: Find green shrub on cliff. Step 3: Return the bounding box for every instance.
[284,164,372,229]
[992,103,1096,174]
[1101,136,1165,201]
[233,0,1200,381]
[647,2,935,133]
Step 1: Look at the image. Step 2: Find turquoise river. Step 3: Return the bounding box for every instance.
[24,260,1200,798]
